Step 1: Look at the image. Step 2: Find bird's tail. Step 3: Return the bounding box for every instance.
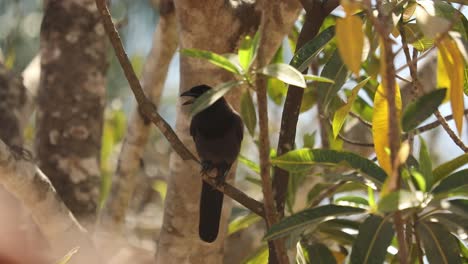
[199,180,224,243]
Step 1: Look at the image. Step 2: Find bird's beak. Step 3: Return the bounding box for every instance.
[182,98,195,105]
[181,90,197,105]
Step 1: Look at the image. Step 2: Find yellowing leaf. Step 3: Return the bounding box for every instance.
[336,15,364,76]
[341,0,361,14]
[437,50,451,102]
[438,35,465,134]
[332,78,370,138]
[372,83,402,177]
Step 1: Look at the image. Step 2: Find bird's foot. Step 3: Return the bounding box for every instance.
[200,161,214,176]
[214,171,228,188]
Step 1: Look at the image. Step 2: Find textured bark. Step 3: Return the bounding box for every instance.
[0,139,101,264]
[104,0,178,230]
[36,0,107,225]
[0,64,28,147]
[156,1,300,263]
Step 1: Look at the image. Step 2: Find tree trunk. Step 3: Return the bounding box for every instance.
[36,0,107,225]
[156,1,301,262]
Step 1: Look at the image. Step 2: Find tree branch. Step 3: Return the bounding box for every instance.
[104,0,179,230]
[434,110,468,152]
[273,0,339,219]
[95,0,265,219]
[0,140,101,264]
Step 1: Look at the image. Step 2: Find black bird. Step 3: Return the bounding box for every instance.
[181,84,244,243]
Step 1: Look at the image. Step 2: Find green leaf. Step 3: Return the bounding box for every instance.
[417,221,462,264]
[244,246,268,264]
[332,78,370,138]
[55,247,79,264]
[318,50,350,109]
[401,89,446,132]
[303,132,316,148]
[264,205,365,240]
[431,168,468,195]
[335,196,369,208]
[190,80,242,116]
[267,46,287,105]
[240,90,257,136]
[429,213,468,239]
[272,148,387,186]
[303,75,335,83]
[228,213,261,235]
[419,136,433,190]
[258,63,306,88]
[239,155,260,174]
[291,26,336,72]
[377,190,422,213]
[433,153,468,183]
[350,215,394,264]
[239,36,253,71]
[181,48,242,74]
[304,243,337,264]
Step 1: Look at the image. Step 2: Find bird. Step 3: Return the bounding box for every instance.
[181,84,244,243]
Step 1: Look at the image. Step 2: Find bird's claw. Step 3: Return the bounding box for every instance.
[200,161,214,175]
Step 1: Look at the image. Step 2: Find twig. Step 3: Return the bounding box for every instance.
[434,110,468,152]
[95,0,265,218]
[349,111,372,128]
[337,133,374,147]
[309,180,347,208]
[411,109,468,134]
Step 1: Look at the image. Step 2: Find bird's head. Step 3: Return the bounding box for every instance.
[180,85,212,105]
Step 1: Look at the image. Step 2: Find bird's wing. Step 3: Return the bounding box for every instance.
[234,113,244,142]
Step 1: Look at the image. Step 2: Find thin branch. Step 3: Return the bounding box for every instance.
[104,0,178,230]
[337,133,374,147]
[309,180,347,208]
[349,111,372,128]
[434,110,468,152]
[412,109,468,134]
[95,0,265,218]
[96,0,196,162]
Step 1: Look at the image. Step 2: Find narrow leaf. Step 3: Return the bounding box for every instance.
[401,89,446,132]
[317,50,350,108]
[417,221,462,264]
[333,78,370,138]
[336,15,364,75]
[433,153,468,183]
[303,75,335,83]
[190,80,242,116]
[258,63,306,88]
[291,26,336,72]
[240,90,257,136]
[239,36,253,71]
[350,215,394,264]
[372,83,402,176]
[239,155,260,174]
[264,205,364,240]
[181,48,242,74]
[419,136,433,189]
[272,148,387,185]
[431,168,468,195]
[56,247,79,264]
[228,213,261,235]
[377,190,422,213]
[437,35,465,134]
[305,243,337,264]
